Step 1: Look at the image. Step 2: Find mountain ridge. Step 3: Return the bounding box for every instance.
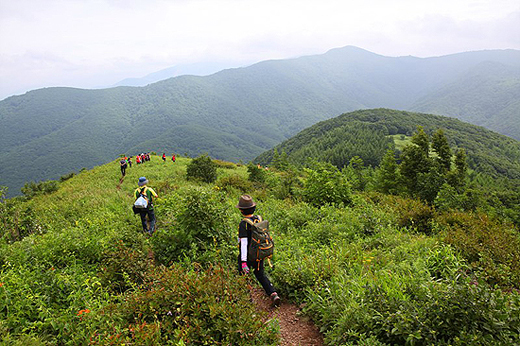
[1,46,519,196]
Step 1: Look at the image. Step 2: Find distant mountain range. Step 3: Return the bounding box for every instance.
[111,61,249,87]
[1,46,519,196]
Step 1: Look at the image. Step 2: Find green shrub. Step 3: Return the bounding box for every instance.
[302,162,352,207]
[154,180,179,196]
[438,211,520,288]
[306,273,520,345]
[390,195,436,234]
[247,162,267,183]
[1,201,43,243]
[178,187,231,245]
[21,180,59,200]
[213,159,237,169]
[0,263,105,341]
[59,172,75,182]
[102,264,279,345]
[152,187,234,265]
[99,240,153,293]
[216,174,253,192]
[186,154,217,183]
[268,169,301,200]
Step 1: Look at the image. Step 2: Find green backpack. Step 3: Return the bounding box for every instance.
[243,216,274,267]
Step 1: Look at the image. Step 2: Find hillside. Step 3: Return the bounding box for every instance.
[255,109,520,180]
[412,61,520,140]
[1,46,520,196]
[1,155,519,344]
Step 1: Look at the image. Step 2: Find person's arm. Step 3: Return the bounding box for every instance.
[240,238,248,262]
[238,220,249,264]
[148,187,158,199]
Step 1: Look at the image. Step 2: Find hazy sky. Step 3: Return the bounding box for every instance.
[1,0,519,100]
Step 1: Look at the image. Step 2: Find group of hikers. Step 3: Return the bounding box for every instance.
[119,153,177,178]
[162,153,176,163]
[136,153,151,164]
[127,157,281,307]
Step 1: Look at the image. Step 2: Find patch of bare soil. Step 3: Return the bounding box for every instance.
[250,287,324,346]
[116,176,124,190]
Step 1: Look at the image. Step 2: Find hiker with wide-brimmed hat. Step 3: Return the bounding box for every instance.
[236,194,281,307]
[133,177,158,235]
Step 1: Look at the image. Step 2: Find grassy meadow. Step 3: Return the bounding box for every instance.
[1,155,519,345]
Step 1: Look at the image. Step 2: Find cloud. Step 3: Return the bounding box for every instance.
[0,0,519,100]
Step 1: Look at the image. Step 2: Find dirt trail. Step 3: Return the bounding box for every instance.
[250,287,324,346]
[116,176,125,190]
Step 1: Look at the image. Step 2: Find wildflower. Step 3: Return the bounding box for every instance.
[0,283,4,288]
[167,311,172,316]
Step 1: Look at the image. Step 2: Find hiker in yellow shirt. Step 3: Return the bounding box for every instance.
[133,177,158,235]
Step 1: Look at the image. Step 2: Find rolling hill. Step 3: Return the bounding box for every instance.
[254,109,520,180]
[1,46,519,196]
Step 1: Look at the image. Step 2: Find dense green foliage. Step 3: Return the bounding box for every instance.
[1,47,519,196]
[257,111,520,227]
[186,154,218,183]
[1,153,519,345]
[255,109,520,180]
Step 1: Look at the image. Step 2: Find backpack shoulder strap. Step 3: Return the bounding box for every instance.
[242,215,262,226]
[242,218,255,226]
[140,187,148,196]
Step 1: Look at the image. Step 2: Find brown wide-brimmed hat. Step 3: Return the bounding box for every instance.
[236,195,256,209]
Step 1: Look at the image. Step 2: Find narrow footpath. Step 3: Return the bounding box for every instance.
[250,287,324,346]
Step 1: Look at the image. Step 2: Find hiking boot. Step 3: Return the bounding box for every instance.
[270,292,281,307]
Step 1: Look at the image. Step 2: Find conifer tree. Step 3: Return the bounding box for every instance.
[346,156,366,191]
[272,149,281,169]
[375,149,399,194]
[411,126,430,156]
[432,129,452,173]
[279,151,290,170]
[400,127,432,195]
[448,149,468,192]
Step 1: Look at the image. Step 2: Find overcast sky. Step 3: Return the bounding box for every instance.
[1,0,519,100]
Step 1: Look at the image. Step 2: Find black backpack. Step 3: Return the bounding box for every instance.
[243,216,274,267]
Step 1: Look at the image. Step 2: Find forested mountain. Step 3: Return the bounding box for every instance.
[255,109,520,180]
[411,61,520,140]
[111,61,239,87]
[1,46,519,196]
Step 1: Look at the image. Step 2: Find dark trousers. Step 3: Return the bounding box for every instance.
[121,165,126,176]
[139,209,156,234]
[238,256,276,296]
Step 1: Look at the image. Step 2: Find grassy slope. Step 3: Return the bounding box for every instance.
[0,157,279,344]
[2,155,520,344]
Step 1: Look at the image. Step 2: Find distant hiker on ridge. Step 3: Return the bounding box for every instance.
[162,153,166,162]
[120,157,128,177]
[172,154,176,163]
[127,156,132,167]
[236,195,280,307]
[133,177,158,236]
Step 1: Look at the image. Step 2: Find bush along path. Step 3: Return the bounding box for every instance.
[250,286,324,346]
